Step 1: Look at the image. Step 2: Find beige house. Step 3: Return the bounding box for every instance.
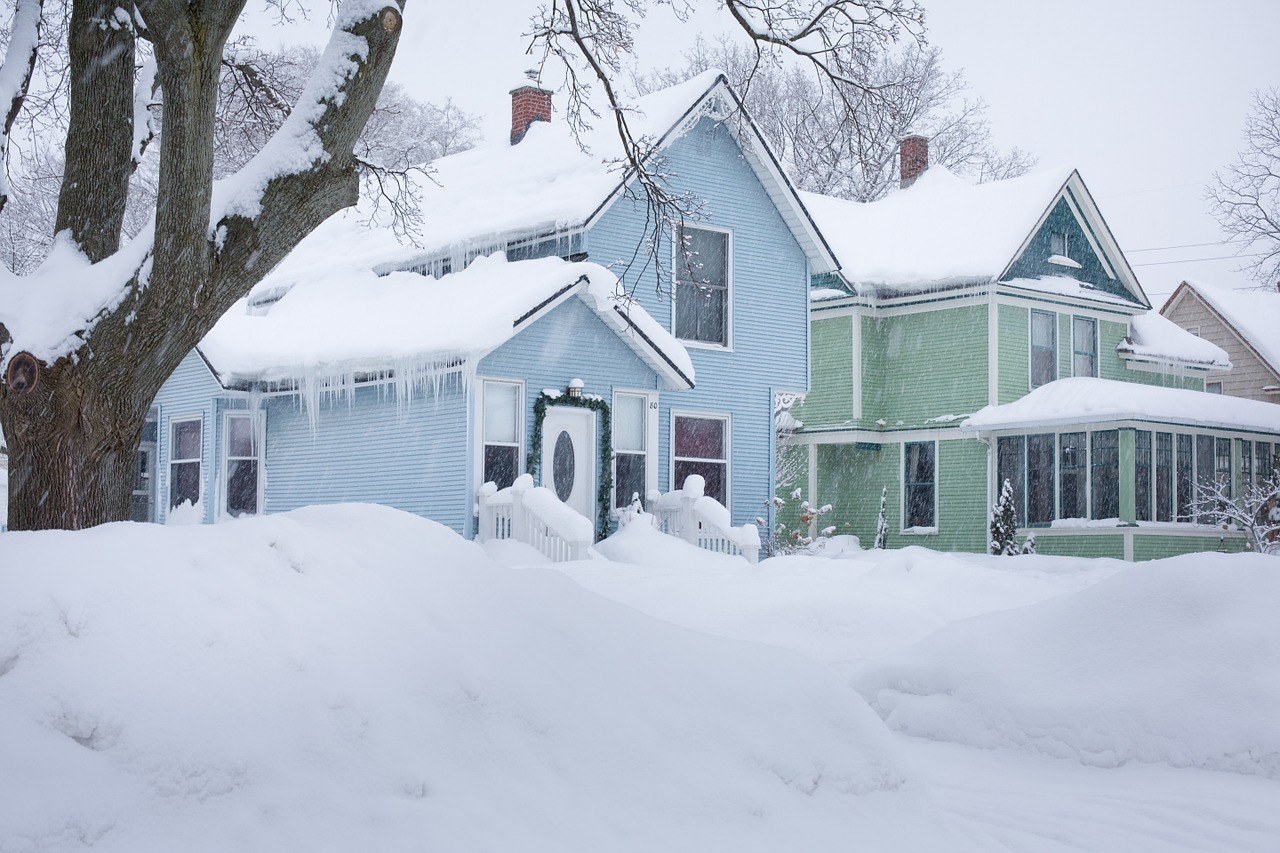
[1161,281,1280,402]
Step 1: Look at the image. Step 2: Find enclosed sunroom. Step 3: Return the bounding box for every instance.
[962,377,1280,559]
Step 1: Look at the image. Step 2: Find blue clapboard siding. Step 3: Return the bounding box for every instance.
[151,351,223,523]
[587,116,810,523]
[478,294,663,500]
[261,378,471,535]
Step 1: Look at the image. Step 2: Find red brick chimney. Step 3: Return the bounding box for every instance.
[510,80,553,145]
[899,134,929,189]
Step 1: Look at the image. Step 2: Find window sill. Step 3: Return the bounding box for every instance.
[900,526,938,535]
[1046,254,1082,269]
[679,340,734,353]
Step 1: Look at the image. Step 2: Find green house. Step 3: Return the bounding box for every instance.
[789,141,1280,560]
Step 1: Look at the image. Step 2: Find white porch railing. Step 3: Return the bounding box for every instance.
[647,475,760,563]
[477,474,593,562]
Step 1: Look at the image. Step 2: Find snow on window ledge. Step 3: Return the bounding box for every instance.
[900,526,938,535]
[1046,254,1083,270]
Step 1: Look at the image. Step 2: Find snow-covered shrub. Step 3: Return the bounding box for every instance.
[760,489,835,555]
[1192,472,1280,555]
[1020,532,1037,555]
[989,479,1018,556]
[874,486,888,550]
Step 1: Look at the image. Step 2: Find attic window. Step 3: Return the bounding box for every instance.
[1047,231,1082,269]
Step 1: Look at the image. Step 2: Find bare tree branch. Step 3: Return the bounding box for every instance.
[0,0,42,215]
[1208,88,1280,289]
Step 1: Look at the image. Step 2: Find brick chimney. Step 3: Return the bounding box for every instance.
[510,78,553,145]
[899,134,929,189]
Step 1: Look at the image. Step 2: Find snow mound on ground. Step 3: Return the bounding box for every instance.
[852,553,1280,777]
[0,505,955,852]
[581,526,1123,679]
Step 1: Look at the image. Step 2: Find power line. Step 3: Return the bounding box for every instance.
[1131,252,1266,267]
[1099,181,1205,199]
[1127,239,1244,253]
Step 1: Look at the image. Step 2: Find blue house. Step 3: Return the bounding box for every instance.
[139,71,836,544]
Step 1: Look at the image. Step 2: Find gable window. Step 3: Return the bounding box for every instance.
[224,413,262,517]
[1051,231,1070,258]
[1206,381,1222,394]
[169,417,203,511]
[1059,432,1087,519]
[613,393,649,508]
[675,226,730,347]
[482,380,521,490]
[1072,316,1098,378]
[903,441,936,529]
[1030,310,1057,388]
[1090,430,1119,520]
[673,414,729,505]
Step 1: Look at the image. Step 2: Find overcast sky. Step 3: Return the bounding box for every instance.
[259,0,1279,303]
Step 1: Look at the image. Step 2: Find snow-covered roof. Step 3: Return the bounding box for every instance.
[199,247,693,391]
[801,165,1147,307]
[1117,311,1232,371]
[1168,281,1280,378]
[960,377,1280,435]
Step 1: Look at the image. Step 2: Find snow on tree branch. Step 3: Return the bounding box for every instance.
[1191,473,1280,555]
[0,0,43,213]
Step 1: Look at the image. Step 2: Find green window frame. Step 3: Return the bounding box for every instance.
[1072,316,1098,378]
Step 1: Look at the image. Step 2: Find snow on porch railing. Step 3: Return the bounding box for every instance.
[647,475,760,563]
[477,474,593,562]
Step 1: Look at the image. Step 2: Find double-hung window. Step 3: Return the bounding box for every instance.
[1176,435,1194,521]
[673,414,728,505]
[675,226,729,347]
[224,413,262,517]
[902,441,937,529]
[613,393,649,508]
[1072,316,1098,378]
[1051,231,1070,258]
[169,417,202,511]
[1030,310,1057,388]
[482,380,521,490]
[1027,434,1056,525]
[1134,430,1152,522]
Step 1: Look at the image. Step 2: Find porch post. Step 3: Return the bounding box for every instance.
[1119,428,1136,525]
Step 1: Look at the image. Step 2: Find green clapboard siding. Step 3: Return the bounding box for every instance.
[798,315,854,428]
[863,305,988,428]
[816,443,897,545]
[1030,534,1127,559]
[998,303,1030,404]
[1131,534,1246,561]
[935,438,990,553]
[774,442,810,535]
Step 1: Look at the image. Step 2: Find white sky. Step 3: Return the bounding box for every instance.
[255,0,1280,305]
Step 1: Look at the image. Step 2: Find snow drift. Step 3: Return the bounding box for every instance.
[851,553,1280,777]
[0,505,953,852]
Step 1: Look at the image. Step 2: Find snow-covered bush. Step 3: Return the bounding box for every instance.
[1192,473,1280,555]
[873,486,888,550]
[989,479,1018,556]
[760,489,836,555]
[1020,532,1037,555]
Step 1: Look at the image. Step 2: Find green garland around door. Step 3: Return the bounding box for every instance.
[528,391,613,541]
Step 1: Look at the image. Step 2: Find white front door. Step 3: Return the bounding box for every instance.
[541,406,596,521]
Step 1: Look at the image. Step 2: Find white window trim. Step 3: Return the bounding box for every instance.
[612,389,659,509]
[168,415,204,514]
[900,440,938,535]
[671,223,734,352]
[1029,308,1058,389]
[220,410,265,519]
[670,409,732,510]
[475,377,524,493]
[1071,315,1100,378]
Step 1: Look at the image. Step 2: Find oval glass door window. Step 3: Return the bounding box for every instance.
[552,431,575,501]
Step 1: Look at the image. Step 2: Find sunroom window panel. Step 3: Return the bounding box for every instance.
[1176,435,1194,521]
[903,441,936,528]
[1027,434,1055,526]
[1257,442,1274,486]
[1135,430,1152,522]
[1242,440,1253,488]
[1090,430,1119,520]
[996,436,1026,527]
[1215,437,1232,500]
[1155,432,1173,522]
[1059,432,1087,520]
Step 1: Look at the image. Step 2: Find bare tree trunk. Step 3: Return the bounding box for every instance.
[0,0,403,531]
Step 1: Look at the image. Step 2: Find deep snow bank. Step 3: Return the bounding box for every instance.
[0,506,953,852]
[852,553,1280,777]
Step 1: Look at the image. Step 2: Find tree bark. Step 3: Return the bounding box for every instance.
[0,0,404,531]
